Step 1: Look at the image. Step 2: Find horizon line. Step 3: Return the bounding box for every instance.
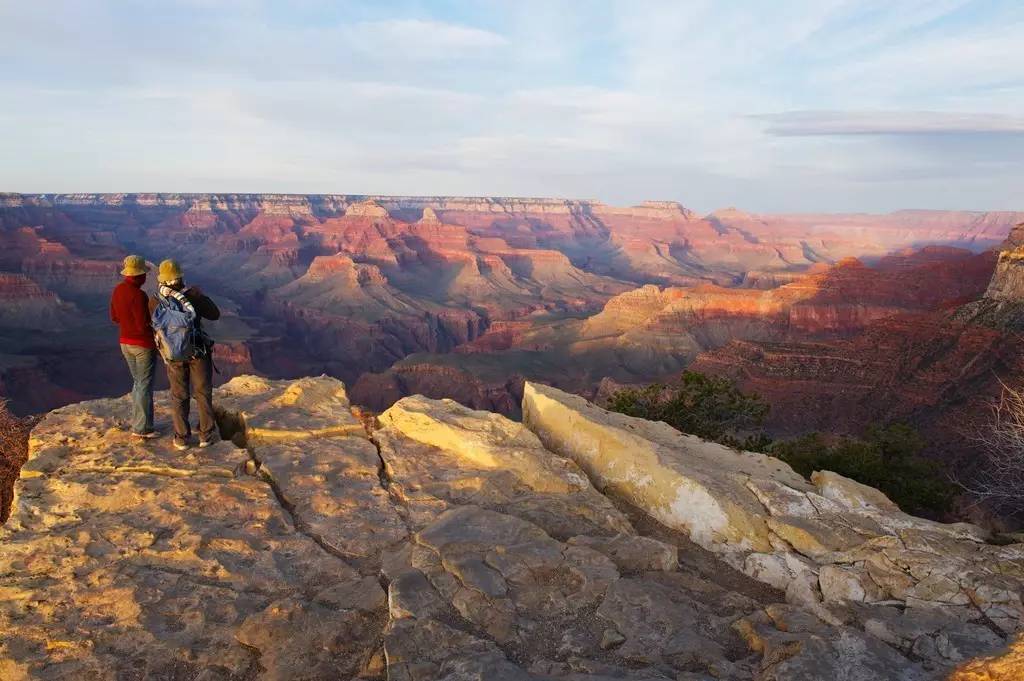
[3,191,1022,217]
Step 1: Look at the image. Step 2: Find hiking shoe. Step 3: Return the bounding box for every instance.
[198,436,216,449]
[173,437,190,451]
[132,430,160,440]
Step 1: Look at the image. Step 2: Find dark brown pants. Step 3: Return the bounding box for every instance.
[165,354,215,440]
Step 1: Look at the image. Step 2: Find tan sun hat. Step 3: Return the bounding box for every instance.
[120,255,149,277]
[158,259,184,284]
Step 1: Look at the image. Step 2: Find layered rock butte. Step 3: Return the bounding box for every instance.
[2,375,1023,680]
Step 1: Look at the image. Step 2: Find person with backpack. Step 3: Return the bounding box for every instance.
[150,259,220,451]
[110,255,158,439]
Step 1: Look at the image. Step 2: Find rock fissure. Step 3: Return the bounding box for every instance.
[965,589,1014,639]
[71,464,236,479]
[244,441,367,569]
[214,399,386,574]
[130,562,283,597]
[373,442,392,493]
[367,432,415,542]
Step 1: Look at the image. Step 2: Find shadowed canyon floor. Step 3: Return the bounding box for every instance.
[2,376,1023,680]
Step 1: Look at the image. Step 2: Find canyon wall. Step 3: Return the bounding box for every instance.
[357,246,999,415]
[689,224,1024,465]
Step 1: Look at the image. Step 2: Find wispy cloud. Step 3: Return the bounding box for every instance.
[760,111,1024,136]
[347,19,507,55]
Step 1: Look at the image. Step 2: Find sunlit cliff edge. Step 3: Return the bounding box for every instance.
[1,376,1023,680]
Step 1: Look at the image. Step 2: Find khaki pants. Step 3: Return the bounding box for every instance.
[165,354,215,440]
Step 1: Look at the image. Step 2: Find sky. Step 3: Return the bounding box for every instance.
[1,0,1023,213]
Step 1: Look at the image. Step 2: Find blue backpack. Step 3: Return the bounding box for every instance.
[152,286,205,362]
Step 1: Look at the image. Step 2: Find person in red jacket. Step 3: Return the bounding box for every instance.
[110,255,158,438]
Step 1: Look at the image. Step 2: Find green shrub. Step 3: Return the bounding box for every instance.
[768,425,954,517]
[606,371,768,445]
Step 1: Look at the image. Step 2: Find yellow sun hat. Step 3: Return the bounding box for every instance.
[158,259,184,284]
[120,255,149,277]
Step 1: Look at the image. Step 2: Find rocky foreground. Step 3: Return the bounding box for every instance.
[2,377,1023,680]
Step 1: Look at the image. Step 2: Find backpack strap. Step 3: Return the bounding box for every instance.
[159,285,197,316]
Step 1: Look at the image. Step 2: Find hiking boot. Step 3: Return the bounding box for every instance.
[132,430,160,440]
[173,437,190,451]
[198,436,216,449]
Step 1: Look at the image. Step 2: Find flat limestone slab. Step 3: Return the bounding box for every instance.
[215,374,365,443]
[378,395,633,539]
[251,436,408,572]
[10,392,248,533]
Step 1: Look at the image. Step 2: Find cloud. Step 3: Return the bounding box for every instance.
[346,19,507,55]
[759,111,1024,136]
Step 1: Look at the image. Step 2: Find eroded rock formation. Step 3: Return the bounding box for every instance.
[956,222,1024,330]
[2,193,1021,414]
[356,247,1000,419]
[2,376,1022,679]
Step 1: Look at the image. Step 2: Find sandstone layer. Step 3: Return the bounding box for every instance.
[3,376,1024,679]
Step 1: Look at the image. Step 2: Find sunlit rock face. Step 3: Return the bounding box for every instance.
[954,222,1024,330]
[986,248,1024,303]
[2,375,1023,679]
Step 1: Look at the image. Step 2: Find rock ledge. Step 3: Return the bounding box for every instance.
[1,376,1022,680]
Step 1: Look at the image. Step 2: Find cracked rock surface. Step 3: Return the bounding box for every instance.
[2,375,1023,679]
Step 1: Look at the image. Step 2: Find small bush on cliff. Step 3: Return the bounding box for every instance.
[606,371,769,448]
[960,384,1024,516]
[769,425,955,517]
[0,399,36,525]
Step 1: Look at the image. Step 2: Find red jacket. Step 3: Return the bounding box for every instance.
[110,275,156,349]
